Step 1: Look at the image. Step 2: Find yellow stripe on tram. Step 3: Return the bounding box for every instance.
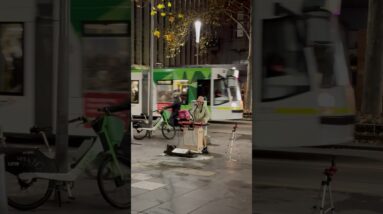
[273,108,318,115]
[215,106,243,111]
[273,107,353,115]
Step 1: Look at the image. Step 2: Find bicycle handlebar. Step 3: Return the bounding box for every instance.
[97,107,110,114]
[30,117,88,134]
[68,116,88,124]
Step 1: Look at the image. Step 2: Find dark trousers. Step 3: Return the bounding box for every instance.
[119,132,131,159]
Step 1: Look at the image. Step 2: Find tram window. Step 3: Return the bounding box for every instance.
[313,45,336,88]
[261,17,310,102]
[82,22,130,92]
[228,77,241,101]
[0,23,23,95]
[131,80,139,104]
[214,79,229,105]
[83,22,130,36]
[229,86,241,101]
[157,81,173,103]
[197,80,211,106]
[173,80,189,105]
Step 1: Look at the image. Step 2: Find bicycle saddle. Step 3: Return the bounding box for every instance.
[30,126,52,134]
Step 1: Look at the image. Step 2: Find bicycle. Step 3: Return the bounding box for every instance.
[132,109,176,140]
[4,108,130,210]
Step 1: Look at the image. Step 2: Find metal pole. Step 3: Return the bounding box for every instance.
[56,0,70,173]
[0,154,8,214]
[148,0,155,127]
[196,43,199,65]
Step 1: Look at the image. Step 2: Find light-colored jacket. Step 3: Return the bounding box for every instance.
[190,102,210,124]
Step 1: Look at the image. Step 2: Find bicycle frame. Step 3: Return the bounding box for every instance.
[18,113,126,182]
[140,116,163,132]
[19,138,102,182]
[138,110,171,132]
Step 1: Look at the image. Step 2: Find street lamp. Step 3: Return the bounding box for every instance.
[194,20,202,65]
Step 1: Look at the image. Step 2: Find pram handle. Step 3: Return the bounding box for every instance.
[178,121,209,127]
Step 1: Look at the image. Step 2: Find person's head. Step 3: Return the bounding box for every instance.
[180,93,187,101]
[196,96,204,106]
[173,92,181,102]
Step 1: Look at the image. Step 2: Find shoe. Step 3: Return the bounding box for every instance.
[164,144,176,155]
[202,147,209,154]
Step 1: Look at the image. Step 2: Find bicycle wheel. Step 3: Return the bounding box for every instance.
[133,127,148,140]
[161,122,176,139]
[6,172,55,210]
[97,155,130,209]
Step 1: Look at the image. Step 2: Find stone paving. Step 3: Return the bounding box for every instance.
[7,123,253,214]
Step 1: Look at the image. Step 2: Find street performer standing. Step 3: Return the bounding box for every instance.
[190,96,210,153]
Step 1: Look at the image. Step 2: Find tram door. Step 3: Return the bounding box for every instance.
[197,80,211,106]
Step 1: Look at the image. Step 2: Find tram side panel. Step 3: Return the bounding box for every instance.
[150,67,243,121]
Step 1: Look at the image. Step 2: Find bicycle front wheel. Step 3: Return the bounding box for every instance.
[6,171,55,210]
[97,155,130,209]
[133,127,148,140]
[161,122,176,139]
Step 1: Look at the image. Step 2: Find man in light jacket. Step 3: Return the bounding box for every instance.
[190,96,210,153]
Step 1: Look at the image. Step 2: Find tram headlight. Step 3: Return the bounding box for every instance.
[234,69,239,78]
[318,92,336,115]
[318,93,335,107]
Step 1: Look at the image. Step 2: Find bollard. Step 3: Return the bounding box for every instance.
[0,154,8,214]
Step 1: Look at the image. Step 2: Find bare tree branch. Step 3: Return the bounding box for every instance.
[231,0,251,11]
[224,11,250,39]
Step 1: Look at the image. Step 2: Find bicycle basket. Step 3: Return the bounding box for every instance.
[162,110,171,121]
[103,116,125,147]
[178,110,191,121]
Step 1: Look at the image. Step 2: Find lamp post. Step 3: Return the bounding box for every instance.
[56,0,70,173]
[148,0,155,127]
[194,20,202,65]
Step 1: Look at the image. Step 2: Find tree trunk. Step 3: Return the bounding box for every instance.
[361,0,383,116]
[245,39,252,114]
[244,4,253,114]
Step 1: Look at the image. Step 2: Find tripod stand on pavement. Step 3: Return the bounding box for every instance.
[313,157,337,214]
[226,123,238,161]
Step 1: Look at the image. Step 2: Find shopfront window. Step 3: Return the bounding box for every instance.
[0,23,23,95]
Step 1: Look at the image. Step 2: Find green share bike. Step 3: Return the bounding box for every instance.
[5,108,130,210]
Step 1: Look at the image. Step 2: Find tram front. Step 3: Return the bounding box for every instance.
[254,0,355,147]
